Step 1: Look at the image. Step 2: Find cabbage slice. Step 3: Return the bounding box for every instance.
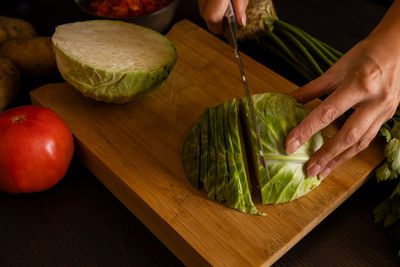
[226,100,263,215]
[52,20,177,103]
[241,93,323,204]
[182,122,201,189]
[206,108,216,201]
[199,109,209,189]
[215,104,228,202]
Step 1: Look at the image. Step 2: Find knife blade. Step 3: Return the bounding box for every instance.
[223,1,271,181]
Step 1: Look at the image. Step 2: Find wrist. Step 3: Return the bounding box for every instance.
[365,0,400,56]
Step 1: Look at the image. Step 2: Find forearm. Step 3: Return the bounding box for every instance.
[366,0,400,55]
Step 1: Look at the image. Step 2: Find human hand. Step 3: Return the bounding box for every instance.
[285,36,400,180]
[198,0,248,34]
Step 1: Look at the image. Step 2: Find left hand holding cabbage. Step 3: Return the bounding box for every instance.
[286,1,400,179]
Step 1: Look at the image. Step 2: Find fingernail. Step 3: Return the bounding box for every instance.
[308,164,321,177]
[319,167,331,180]
[241,16,246,26]
[286,139,300,154]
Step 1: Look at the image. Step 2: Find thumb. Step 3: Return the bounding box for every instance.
[232,0,249,26]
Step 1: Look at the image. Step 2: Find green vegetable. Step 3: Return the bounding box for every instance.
[182,122,201,189]
[206,108,216,201]
[215,104,228,202]
[374,113,400,248]
[182,93,321,215]
[226,99,262,215]
[52,20,177,103]
[237,0,342,82]
[223,100,244,210]
[241,93,322,204]
[199,109,209,188]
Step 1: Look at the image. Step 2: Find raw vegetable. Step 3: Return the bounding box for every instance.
[182,122,200,189]
[52,20,177,103]
[0,27,7,44]
[0,58,20,111]
[241,93,322,204]
[373,109,400,250]
[0,37,57,77]
[0,105,74,193]
[206,107,216,201]
[227,99,262,215]
[182,93,322,215]
[215,104,228,202]
[0,16,37,45]
[90,0,172,17]
[199,109,209,189]
[182,99,263,215]
[237,0,342,82]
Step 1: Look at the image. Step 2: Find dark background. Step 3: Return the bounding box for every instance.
[1,0,399,266]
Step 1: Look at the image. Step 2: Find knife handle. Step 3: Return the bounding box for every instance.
[223,1,238,48]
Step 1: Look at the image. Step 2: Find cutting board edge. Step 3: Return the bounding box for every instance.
[265,169,377,266]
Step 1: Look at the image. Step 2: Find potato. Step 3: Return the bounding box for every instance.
[0,27,7,44]
[0,58,20,111]
[0,37,57,77]
[0,16,37,45]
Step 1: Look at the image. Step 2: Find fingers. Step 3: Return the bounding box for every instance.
[306,102,384,179]
[199,0,248,34]
[286,78,361,155]
[232,0,248,26]
[318,121,383,180]
[201,0,229,34]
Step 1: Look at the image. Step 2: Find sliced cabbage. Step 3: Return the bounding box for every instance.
[206,108,216,201]
[225,99,263,215]
[215,104,228,202]
[182,92,323,215]
[52,20,177,103]
[199,109,209,189]
[182,122,200,189]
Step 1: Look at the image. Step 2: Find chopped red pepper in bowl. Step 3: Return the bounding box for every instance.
[75,0,179,33]
[89,0,172,18]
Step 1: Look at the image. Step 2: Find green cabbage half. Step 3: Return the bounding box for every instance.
[182,92,323,215]
[52,20,177,103]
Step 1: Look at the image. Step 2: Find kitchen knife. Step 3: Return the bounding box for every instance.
[223,1,271,181]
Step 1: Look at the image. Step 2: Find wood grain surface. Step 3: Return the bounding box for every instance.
[30,19,384,266]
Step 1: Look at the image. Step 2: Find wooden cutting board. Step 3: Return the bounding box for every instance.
[30,19,384,266]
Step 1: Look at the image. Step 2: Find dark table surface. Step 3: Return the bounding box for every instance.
[1,0,400,266]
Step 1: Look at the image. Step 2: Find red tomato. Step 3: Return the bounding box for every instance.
[0,106,74,193]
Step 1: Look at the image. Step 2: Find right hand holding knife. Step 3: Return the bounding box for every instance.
[198,0,248,34]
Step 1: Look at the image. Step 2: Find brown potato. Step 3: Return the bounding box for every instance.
[0,27,7,44]
[0,37,57,77]
[0,16,37,45]
[0,58,20,111]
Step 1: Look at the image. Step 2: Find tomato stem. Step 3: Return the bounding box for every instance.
[12,115,25,123]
